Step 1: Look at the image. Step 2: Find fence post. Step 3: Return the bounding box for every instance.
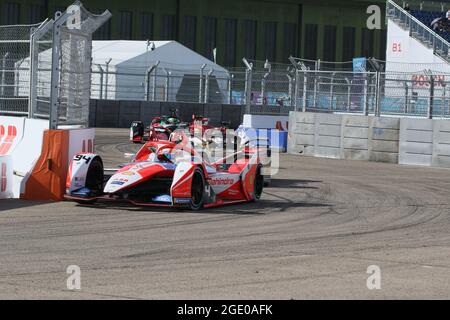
[152,61,160,101]
[261,66,270,106]
[363,75,369,116]
[302,71,307,112]
[204,69,213,103]
[374,71,382,117]
[293,69,300,111]
[97,64,104,100]
[163,68,170,102]
[287,73,293,108]
[428,75,434,119]
[243,58,253,114]
[228,74,233,104]
[1,52,9,98]
[199,64,206,103]
[104,58,112,100]
[404,81,409,114]
[28,29,36,117]
[329,73,335,111]
[313,72,318,109]
[49,11,65,130]
[146,61,159,101]
[345,78,353,112]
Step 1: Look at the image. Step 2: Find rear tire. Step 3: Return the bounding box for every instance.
[254,164,264,200]
[189,167,205,210]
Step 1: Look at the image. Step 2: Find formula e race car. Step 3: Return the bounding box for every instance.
[131,113,231,144]
[65,136,265,210]
[130,109,184,143]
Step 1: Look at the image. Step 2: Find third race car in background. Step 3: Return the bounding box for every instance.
[130,109,183,143]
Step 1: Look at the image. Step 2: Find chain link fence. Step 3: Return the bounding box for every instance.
[91,63,238,104]
[0,23,41,115]
[0,1,111,128]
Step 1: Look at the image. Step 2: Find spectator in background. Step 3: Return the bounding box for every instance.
[403,3,410,12]
[446,8,450,21]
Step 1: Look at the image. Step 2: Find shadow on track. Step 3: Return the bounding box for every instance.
[0,199,50,212]
[268,178,322,189]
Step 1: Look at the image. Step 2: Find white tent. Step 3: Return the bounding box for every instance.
[90,40,229,102]
[17,40,230,103]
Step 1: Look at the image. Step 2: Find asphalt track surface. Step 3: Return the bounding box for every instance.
[1,128,450,299]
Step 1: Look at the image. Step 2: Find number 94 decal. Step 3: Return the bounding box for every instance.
[74,155,92,164]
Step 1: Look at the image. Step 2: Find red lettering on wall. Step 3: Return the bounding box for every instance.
[1,162,6,192]
[0,125,18,156]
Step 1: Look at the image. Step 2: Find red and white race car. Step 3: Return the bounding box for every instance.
[65,135,265,210]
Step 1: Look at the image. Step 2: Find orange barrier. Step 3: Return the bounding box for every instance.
[21,130,69,201]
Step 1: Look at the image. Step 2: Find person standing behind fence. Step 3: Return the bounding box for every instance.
[403,3,410,12]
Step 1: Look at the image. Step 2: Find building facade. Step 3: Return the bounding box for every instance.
[0,0,386,66]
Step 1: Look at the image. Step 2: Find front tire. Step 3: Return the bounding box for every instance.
[75,157,104,204]
[189,167,205,210]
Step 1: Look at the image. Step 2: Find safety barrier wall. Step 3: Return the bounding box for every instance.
[0,115,95,200]
[288,112,401,163]
[89,99,246,129]
[399,118,450,167]
[0,155,12,199]
[12,119,49,197]
[242,114,290,130]
[0,116,49,198]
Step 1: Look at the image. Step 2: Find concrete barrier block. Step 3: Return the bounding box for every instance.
[344,126,369,138]
[403,118,434,131]
[370,152,398,163]
[294,123,315,135]
[399,118,433,166]
[315,146,341,159]
[343,138,369,150]
[431,120,450,168]
[438,131,450,144]
[295,133,315,146]
[318,124,341,137]
[342,114,369,127]
[343,149,369,161]
[371,116,400,129]
[316,113,342,125]
[318,135,341,148]
[371,140,399,153]
[372,127,400,141]
[293,112,315,124]
[435,143,450,157]
[403,130,433,143]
